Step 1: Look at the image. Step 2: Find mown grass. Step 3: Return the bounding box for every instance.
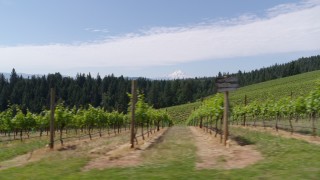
[1,126,320,179]
[241,118,320,135]
[0,127,131,162]
[0,137,47,161]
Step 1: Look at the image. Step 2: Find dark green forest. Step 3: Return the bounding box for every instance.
[0,55,319,113]
[0,70,216,113]
[235,55,320,86]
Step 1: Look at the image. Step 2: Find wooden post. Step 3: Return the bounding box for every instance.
[289,116,294,134]
[209,116,213,134]
[312,112,316,137]
[215,76,238,145]
[220,117,223,143]
[130,80,137,148]
[243,94,247,126]
[223,91,229,146]
[207,116,209,132]
[49,88,55,150]
[275,114,279,132]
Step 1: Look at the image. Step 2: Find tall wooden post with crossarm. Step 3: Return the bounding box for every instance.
[216,76,239,146]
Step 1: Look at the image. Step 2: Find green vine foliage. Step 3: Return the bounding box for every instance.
[0,93,172,140]
[232,85,320,122]
[187,93,224,126]
[189,85,320,129]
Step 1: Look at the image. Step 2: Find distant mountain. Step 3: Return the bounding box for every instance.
[166,70,190,79]
[1,72,42,79]
[1,73,10,79]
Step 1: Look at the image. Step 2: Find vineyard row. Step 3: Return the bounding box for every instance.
[187,85,320,136]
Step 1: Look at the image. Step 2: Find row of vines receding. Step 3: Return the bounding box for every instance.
[188,85,320,137]
[0,93,172,144]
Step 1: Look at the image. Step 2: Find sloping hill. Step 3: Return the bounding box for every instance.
[164,101,202,124]
[230,70,320,105]
[166,70,320,124]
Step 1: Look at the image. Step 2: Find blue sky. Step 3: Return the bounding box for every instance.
[0,0,319,78]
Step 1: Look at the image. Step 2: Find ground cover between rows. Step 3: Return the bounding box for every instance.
[0,126,319,179]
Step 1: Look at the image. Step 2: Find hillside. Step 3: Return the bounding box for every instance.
[229,70,320,105]
[164,101,202,124]
[166,70,320,124]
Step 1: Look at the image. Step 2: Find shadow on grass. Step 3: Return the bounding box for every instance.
[278,126,315,135]
[58,145,77,151]
[231,136,255,146]
[145,128,170,150]
[296,129,313,135]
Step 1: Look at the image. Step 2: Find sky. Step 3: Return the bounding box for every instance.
[0,0,319,78]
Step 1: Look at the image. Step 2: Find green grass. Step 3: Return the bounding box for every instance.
[1,126,320,179]
[0,128,129,162]
[0,137,47,161]
[241,118,320,135]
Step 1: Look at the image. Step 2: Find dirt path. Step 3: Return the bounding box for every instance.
[190,126,263,170]
[234,125,320,145]
[82,127,169,171]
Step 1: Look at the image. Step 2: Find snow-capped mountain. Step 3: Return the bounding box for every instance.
[166,70,190,79]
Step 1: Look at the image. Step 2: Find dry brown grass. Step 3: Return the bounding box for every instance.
[82,128,169,171]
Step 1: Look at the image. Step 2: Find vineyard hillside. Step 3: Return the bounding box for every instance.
[164,101,202,124]
[230,70,320,105]
[166,70,320,124]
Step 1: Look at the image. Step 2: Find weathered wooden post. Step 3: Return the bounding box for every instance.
[216,76,239,146]
[244,94,247,126]
[130,80,137,148]
[220,117,223,143]
[223,91,229,146]
[312,112,316,137]
[50,88,55,150]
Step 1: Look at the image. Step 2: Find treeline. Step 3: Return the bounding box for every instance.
[234,55,320,86]
[0,55,319,113]
[0,69,215,113]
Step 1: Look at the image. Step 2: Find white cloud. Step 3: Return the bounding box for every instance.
[85,28,109,33]
[0,0,320,75]
[266,0,319,17]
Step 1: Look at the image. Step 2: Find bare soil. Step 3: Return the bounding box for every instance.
[190,126,263,170]
[235,125,320,145]
[82,128,169,171]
